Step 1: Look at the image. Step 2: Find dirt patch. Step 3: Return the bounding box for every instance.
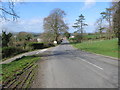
[2,62,38,88]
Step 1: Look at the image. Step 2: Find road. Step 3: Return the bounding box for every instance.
[32,39,118,88]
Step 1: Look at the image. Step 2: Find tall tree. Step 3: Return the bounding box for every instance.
[112,1,120,45]
[73,14,88,42]
[101,8,113,39]
[43,8,68,43]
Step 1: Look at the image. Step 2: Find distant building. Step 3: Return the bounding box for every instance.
[37,38,42,42]
[54,41,57,44]
[30,39,37,42]
[69,36,75,38]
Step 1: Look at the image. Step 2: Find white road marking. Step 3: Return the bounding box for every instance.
[77,57,103,70]
[36,49,48,54]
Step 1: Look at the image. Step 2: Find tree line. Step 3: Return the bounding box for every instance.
[1,1,120,59]
[1,0,119,45]
[95,1,120,44]
[69,1,120,44]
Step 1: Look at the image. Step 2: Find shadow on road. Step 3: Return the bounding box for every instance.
[39,51,71,57]
[39,49,86,58]
[61,42,80,45]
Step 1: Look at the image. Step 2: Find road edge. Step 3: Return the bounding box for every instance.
[70,45,119,60]
[0,47,55,64]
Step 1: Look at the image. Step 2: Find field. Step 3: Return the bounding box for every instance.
[0,56,40,88]
[83,34,100,39]
[71,38,118,58]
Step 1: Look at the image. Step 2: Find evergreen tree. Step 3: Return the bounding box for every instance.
[73,14,88,42]
[2,31,12,47]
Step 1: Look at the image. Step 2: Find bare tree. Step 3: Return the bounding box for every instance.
[43,8,69,43]
[0,0,20,21]
[95,18,105,39]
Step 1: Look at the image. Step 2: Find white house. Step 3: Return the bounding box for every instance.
[69,35,75,38]
[37,38,42,42]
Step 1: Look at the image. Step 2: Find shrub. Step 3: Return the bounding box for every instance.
[2,47,26,58]
[87,37,92,40]
[27,42,44,50]
[43,43,55,48]
[69,38,77,42]
[57,39,63,44]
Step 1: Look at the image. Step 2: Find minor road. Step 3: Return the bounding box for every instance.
[32,39,118,88]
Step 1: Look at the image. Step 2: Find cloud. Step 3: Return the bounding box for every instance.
[1,18,44,33]
[85,0,96,5]
[81,0,96,11]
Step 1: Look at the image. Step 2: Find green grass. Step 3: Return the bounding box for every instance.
[1,56,40,82]
[83,34,108,39]
[71,39,118,58]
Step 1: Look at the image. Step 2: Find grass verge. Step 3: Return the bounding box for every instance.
[0,55,40,88]
[71,39,118,58]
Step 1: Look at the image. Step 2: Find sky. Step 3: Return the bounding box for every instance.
[1,1,112,33]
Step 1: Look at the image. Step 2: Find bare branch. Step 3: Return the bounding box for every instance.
[0,0,20,21]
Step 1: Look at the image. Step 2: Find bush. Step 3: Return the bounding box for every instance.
[2,47,26,58]
[69,35,82,43]
[57,39,63,44]
[69,38,77,42]
[27,42,44,50]
[43,43,55,48]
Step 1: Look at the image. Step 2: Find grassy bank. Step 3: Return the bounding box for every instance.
[1,56,40,88]
[71,39,118,58]
[2,42,55,61]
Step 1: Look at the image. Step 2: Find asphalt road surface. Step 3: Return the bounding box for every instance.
[32,39,118,88]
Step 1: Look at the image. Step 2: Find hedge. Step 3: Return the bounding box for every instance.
[2,47,27,59]
[27,42,55,50]
[27,42,44,50]
[2,42,55,59]
[43,43,55,48]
